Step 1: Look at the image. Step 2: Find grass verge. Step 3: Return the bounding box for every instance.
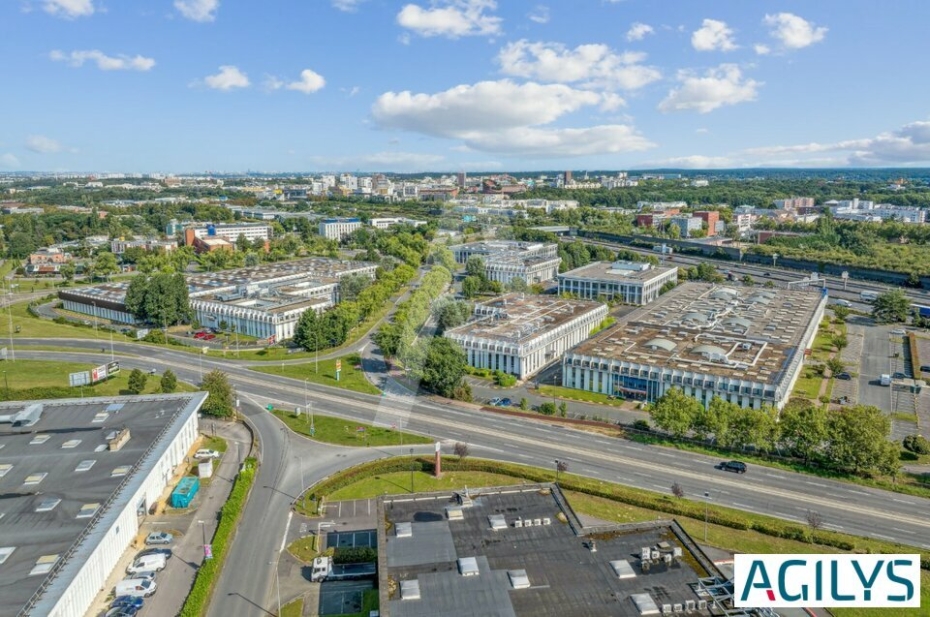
[538,384,625,407]
[273,410,429,450]
[178,457,258,617]
[280,598,303,617]
[251,354,380,395]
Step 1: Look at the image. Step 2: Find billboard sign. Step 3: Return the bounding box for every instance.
[107,361,120,375]
[69,371,91,387]
[91,365,108,383]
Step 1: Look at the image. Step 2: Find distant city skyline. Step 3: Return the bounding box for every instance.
[2,0,929,173]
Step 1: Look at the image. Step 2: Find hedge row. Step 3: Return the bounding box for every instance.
[178,458,258,617]
[305,456,930,571]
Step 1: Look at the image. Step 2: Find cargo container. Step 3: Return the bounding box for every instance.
[170,476,199,508]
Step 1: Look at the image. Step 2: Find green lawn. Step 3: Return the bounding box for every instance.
[0,359,197,399]
[273,410,430,449]
[251,355,380,395]
[329,469,525,501]
[538,384,625,407]
[792,372,823,399]
[7,301,137,341]
[280,598,303,617]
[201,435,228,453]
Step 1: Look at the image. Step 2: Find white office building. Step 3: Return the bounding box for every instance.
[450,241,561,285]
[318,218,362,241]
[445,294,607,380]
[558,261,678,305]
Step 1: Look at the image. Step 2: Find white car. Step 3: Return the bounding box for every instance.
[891,328,906,336]
[194,449,221,460]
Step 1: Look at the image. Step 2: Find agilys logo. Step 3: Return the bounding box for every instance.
[733,554,920,608]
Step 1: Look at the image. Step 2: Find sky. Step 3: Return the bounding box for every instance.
[2,0,929,173]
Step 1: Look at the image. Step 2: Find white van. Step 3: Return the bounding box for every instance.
[127,553,166,574]
[880,374,892,386]
[115,578,156,598]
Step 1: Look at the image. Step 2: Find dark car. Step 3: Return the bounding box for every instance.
[110,597,144,610]
[105,607,139,617]
[498,398,512,407]
[921,365,930,374]
[720,460,748,474]
[835,372,851,380]
[893,371,907,380]
[135,547,172,560]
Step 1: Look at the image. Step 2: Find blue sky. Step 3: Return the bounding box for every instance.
[2,0,929,173]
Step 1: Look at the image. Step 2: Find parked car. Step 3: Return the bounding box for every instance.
[194,449,221,460]
[891,328,907,336]
[144,532,173,546]
[920,365,930,373]
[498,398,512,407]
[893,371,907,380]
[148,368,157,375]
[110,597,144,611]
[835,372,851,380]
[127,554,166,574]
[114,578,156,598]
[105,607,139,617]
[202,334,216,341]
[136,547,172,560]
[488,398,501,406]
[719,460,748,474]
[193,331,207,339]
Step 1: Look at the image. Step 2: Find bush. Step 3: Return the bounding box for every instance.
[494,371,517,388]
[178,458,258,617]
[903,435,930,455]
[632,419,651,432]
[333,546,377,564]
[538,402,557,416]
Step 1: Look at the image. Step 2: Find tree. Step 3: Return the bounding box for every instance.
[94,251,119,281]
[201,369,235,418]
[420,337,467,399]
[805,510,824,539]
[826,357,845,375]
[872,289,910,324]
[555,459,569,482]
[778,399,827,464]
[671,482,685,499]
[59,262,76,282]
[831,335,848,352]
[741,274,755,286]
[558,401,568,418]
[339,274,371,302]
[160,369,178,393]
[465,256,486,278]
[454,442,469,461]
[649,388,702,439]
[508,277,528,293]
[236,234,251,252]
[519,397,529,411]
[825,404,891,474]
[127,368,147,394]
[538,402,557,415]
[462,275,482,299]
[832,305,850,322]
[432,297,472,333]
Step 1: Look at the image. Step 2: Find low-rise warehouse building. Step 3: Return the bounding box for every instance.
[0,393,207,617]
[444,293,606,380]
[557,260,678,305]
[59,258,377,340]
[378,484,724,617]
[561,283,826,409]
[450,241,561,285]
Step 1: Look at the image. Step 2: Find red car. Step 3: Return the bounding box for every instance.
[202,334,216,341]
[193,331,206,339]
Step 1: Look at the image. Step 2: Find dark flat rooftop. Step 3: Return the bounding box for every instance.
[380,486,715,617]
[0,394,202,617]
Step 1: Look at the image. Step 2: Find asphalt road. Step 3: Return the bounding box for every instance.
[14,341,930,616]
[858,324,894,410]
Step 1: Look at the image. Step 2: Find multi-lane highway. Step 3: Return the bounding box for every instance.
[13,337,930,615]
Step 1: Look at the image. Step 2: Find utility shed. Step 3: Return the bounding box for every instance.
[170,476,200,508]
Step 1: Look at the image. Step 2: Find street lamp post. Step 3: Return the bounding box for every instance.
[2,370,7,395]
[92,302,98,337]
[6,286,14,362]
[703,491,710,542]
[410,448,415,493]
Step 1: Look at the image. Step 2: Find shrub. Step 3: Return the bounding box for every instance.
[333,546,377,564]
[903,435,930,455]
[632,419,651,432]
[538,402,557,416]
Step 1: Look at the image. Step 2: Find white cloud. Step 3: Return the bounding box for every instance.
[203,65,250,90]
[43,0,94,19]
[626,22,654,42]
[49,50,155,71]
[528,5,549,24]
[341,86,361,97]
[695,128,709,134]
[746,121,930,166]
[691,18,738,52]
[372,79,652,157]
[497,40,660,91]
[311,151,446,171]
[174,0,219,22]
[658,64,760,114]
[0,154,21,168]
[650,155,735,169]
[754,44,771,56]
[332,0,365,11]
[286,69,326,94]
[397,0,501,39]
[25,135,63,154]
[763,13,827,50]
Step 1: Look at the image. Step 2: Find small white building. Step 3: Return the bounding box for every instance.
[557,261,678,305]
[450,241,561,285]
[369,217,427,230]
[318,218,362,241]
[444,293,607,380]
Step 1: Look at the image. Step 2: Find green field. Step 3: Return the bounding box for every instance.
[273,410,430,448]
[0,359,197,398]
[251,355,380,395]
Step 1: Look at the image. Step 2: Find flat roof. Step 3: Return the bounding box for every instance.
[0,393,206,617]
[445,294,604,345]
[567,282,824,384]
[380,485,716,617]
[558,261,677,284]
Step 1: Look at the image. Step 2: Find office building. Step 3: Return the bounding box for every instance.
[318,218,362,241]
[444,293,606,379]
[557,261,678,305]
[450,241,561,285]
[562,283,826,410]
[369,217,427,230]
[693,211,720,237]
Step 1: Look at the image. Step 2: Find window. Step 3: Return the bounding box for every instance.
[36,498,61,513]
[0,464,12,478]
[92,412,109,423]
[23,473,47,486]
[29,555,59,576]
[77,503,100,518]
[0,547,14,565]
[62,439,81,449]
[111,465,131,477]
[75,460,96,473]
[29,434,51,445]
